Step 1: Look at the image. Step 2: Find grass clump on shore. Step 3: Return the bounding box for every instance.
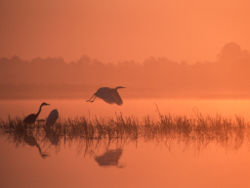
[0,113,250,155]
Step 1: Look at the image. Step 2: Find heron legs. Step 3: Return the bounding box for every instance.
[86,94,96,102]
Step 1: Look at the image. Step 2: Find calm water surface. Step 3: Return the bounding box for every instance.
[1,137,250,188]
[1,99,250,188]
[1,99,250,119]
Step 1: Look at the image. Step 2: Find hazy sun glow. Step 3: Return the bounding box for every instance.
[1,0,250,62]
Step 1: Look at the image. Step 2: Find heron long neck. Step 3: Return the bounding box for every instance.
[115,86,124,90]
[36,105,43,117]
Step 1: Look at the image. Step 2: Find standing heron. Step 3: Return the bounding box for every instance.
[23,102,50,124]
[44,109,60,146]
[46,109,59,128]
[86,86,125,105]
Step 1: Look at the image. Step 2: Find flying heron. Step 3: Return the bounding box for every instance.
[23,102,50,124]
[86,86,125,105]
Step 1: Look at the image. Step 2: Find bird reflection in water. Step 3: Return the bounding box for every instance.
[23,130,48,159]
[23,109,60,157]
[1,112,249,161]
[4,122,49,159]
[94,148,124,168]
[2,108,61,159]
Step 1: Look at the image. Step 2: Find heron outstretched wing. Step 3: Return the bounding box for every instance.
[99,92,116,104]
[111,92,123,105]
[93,87,124,105]
[98,91,123,105]
[95,88,115,104]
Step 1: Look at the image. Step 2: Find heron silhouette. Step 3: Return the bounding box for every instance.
[44,109,60,146]
[23,102,50,124]
[86,86,125,105]
[46,109,59,128]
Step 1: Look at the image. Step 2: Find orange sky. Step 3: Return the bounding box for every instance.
[0,0,250,63]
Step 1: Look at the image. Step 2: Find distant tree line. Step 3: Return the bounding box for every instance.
[1,43,250,99]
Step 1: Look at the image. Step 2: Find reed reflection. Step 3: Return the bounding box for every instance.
[0,119,48,159]
[23,130,48,159]
[1,113,250,161]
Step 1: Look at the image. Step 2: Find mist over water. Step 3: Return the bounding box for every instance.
[2,135,250,188]
[2,94,250,187]
[1,98,250,188]
[1,43,250,99]
[2,99,250,120]
[2,45,250,187]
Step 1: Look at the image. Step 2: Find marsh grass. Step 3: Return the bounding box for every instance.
[1,112,250,155]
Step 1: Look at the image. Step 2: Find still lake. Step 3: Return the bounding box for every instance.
[1,99,250,188]
[1,98,250,120]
